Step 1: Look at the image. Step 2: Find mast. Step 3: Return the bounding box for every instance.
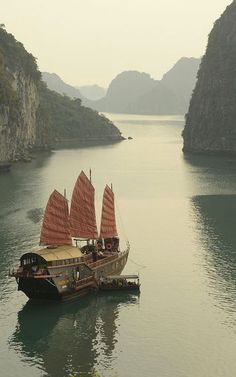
[70,171,98,239]
[40,190,72,246]
[100,185,118,239]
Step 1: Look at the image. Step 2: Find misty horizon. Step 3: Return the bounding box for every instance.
[1,0,232,86]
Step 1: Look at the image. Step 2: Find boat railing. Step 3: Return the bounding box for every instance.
[75,276,98,290]
[9,268,61,279]
[75,276,93,286]
[83,254,93,263]
[87,253,118,268]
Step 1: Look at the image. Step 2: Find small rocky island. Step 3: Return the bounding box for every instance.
[183,1,236,154]
[0,27,123,164]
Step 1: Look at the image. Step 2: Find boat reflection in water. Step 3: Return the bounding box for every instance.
[191,195,236,312]
[10,292,140,377]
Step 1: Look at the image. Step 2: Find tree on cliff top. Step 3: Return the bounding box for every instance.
[0,26,41,82]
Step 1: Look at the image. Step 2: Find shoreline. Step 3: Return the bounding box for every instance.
[0,136,125,172]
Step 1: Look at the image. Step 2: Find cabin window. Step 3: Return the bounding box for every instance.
[22,256,37,266]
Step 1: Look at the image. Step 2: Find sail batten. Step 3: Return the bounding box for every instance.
[40,190,71,246]
[100,185,118,239]
[70,171,98,239]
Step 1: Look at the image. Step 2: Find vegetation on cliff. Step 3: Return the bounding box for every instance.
[0,26,30,122]
[0,51,19,118]
[38,83,122,145]
[183,1,236,154]
[0,26,41,83]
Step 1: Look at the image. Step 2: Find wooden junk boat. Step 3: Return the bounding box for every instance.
[10,171,129,301]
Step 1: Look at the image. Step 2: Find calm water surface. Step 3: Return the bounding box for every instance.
[1,114,236,377]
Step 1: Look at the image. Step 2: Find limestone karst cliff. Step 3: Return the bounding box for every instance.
[0,27,122,163]
[0,27,41,162]
[183,1,236,154]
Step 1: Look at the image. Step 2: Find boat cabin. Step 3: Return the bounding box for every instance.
[17,245,84,275]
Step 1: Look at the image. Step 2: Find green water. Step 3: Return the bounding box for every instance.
[1,114,236,377]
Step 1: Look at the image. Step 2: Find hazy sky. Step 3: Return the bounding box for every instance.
[1,0,233,87]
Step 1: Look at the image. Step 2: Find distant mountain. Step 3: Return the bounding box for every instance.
[86,71,157,113]
[126,82,183,115]
[42,72,82,98]
[42,57,200,116]
[42,74,106,101]
[85,58,201,115]
[161,57,201,112]
[78,85,106,100]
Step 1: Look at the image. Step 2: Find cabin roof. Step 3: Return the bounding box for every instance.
[33,245,83,262]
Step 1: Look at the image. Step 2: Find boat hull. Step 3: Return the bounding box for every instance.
[17,250,129,302]
[18,277,60,300]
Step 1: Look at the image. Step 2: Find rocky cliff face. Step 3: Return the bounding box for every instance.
[0,71,40,161]
[183,1,236,154]
[0,28,41,162]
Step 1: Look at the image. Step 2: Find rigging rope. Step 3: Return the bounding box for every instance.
[115,197,146,271]
[115,198,129,242]
[129,257,146,270]
[115,198,147,272]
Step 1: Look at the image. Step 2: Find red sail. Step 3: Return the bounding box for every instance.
[70,171,98,239]
[100,185,118,239]
[40,190,72,246]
